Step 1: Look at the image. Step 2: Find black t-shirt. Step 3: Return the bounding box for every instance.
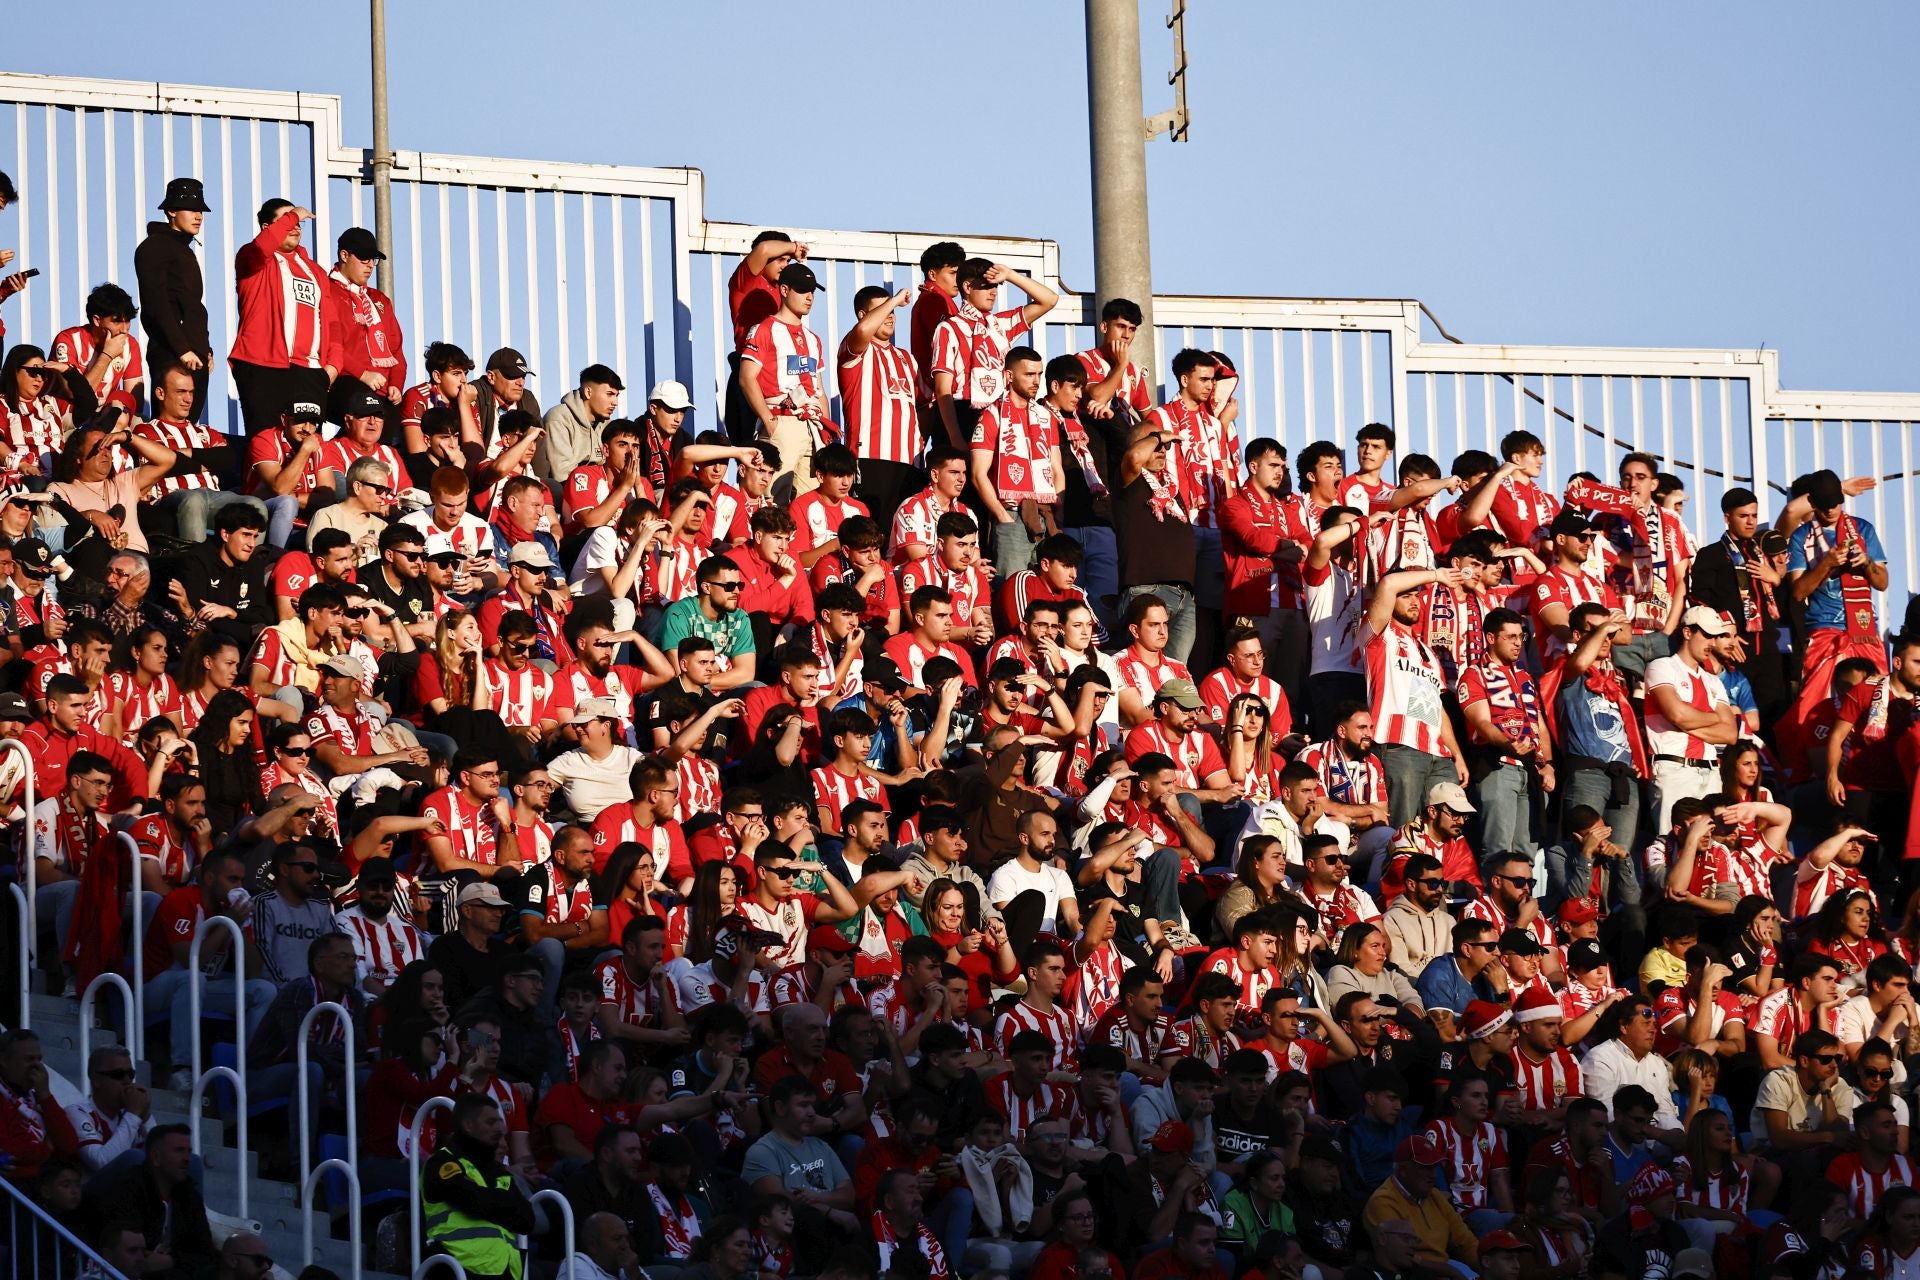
[1112,471,1196,589]
[1284,1184,1355,1265]
[1213,1099,1286,1162]
[1057,409,1125,528]
[355,562,436,628]
[425,931,506,1014]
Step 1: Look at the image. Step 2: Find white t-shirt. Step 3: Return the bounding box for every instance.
[984,858,1076,933]
[1836,993,1918,1049]
[1644,655,1728,760]
[1749,1063,1854,1142]
[545,744,643,823]
[1304,562,1362,676]
[569,526,626,597]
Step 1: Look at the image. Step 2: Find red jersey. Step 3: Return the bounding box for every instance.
[420,787,503,869]
[810,764,884,833]
[1220,485,1293,614]
[741,318,827,411]
[1826,1151,1917,1220]
[889,488,968,565]
[931,305,1029,410]
[50,326,146,404]
[881,632,978,689]
[790,492,870,561]
[1507,1046,1582,1112]
[993,998,1080,1071]
[246,427,324,500]
[230,209,337,370]
[325,273,406,388]
[1145,399,1234,529]
[1123,722,1225,790]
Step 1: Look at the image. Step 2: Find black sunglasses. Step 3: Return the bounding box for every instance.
[345,606,370,619]
[391,549,423,562]
[764,866,800,880]
[286,862,320,873]
[278,745,311,757]
[506,641,535,655]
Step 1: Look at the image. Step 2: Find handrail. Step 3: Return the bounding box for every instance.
[406,1095,457,1276]
[304,1157,363,1280]
[187,913,246,1089]
[296,1000,359,1218]
[527,1188,576,1280]
[411,1258,468,1280]
[189,1064,249,1220]
[77,972,134,1097]
[7,883,28,1029]
[114,831,145,1059]
[2,738,40,969]
[0,1163,131,1280]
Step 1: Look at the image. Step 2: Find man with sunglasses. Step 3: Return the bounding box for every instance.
[1463,852,1560,986]
[315,384,405,501]
[1296,835,1379,952]
[1750,1028,1854,1174]
[1526,511,1619,664]
[478,541,574,666]
[1382,853,1455,977]
[1579,997,1685,1147]
[64,1046,150,1172]
[485,614,561,747]
[357,522,437,644]
[658,554,758,691]
[1414,918,1504,1020]
[305,454,394,568]
[243,840,338,987]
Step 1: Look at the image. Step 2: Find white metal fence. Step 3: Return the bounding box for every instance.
[4,71,1920,605]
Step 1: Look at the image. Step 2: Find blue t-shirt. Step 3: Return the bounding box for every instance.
[1557,674,1635,765]
[1786,516,1886,631]
[1719,667,1758,721]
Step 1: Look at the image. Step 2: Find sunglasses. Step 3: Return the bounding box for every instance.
[6,498,30,510]
[1812,1053,1844,1066]
[286,862,320,873]
[359,481,395,496]
[96,1068,135,1081]
[1414,878,1445,889]
[429,554,462,567]
[764,866,801,880]
[278,746,311,757]
[1500,875,1535,888]
[710,580,745,592]
[20,367,48,380]
[506,641,535,655]
[391,549,423,562]
[1860,1065,1894,1080]
[345,607,370,619]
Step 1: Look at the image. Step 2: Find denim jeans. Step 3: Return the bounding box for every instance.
[1192,526,1225,610]
[1608,630,1670,682]
[1119,582,1196,666]
[1474,762,1535,856]
[1559,767,1643,906]
[262,493,303,548]
[1374,742,1459,830]
[144,969,281,1067]
[1062,524,1120,640]
[991,516,1040,582]
[157,489,272,545]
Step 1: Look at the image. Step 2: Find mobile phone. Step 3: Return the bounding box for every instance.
[19,269,39,281]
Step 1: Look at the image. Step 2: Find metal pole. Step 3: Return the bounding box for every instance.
[1086,0,1160,395]
[370,0,395,288]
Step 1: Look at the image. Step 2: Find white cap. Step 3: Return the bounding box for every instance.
[1427,781,1476,814]
[1680,604,1734,636]
[423,532,457,559]
[648,380,694,412]
[568,696,620,725]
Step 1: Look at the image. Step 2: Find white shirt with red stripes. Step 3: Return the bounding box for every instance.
[742,319,827,410]
[993,998,1080,1071]
[1644,655,1729,761]
[1668,1154,1752,1215]
[1067,941,1128,1029]
[1823,1151,1914,1220]
[483,659,556,729]
[889,489,968,565]
[50,326,145,401]
[1425,1117,1507,1211]
[837,334,919,466]
[337,906,426,989]
[133,418,217,495]
[105,670,182,745]
[982,1073,1067,1139]
[420,787,503,867]
[810,764,884,834]
[972,396,1060,502]
[596,954,670,1028]
[1366,620,1451,756]
[931,305,1029,409]
[1145,399,1234,529]
[1507,1046,1582,1113]
[1112,647,1192,707]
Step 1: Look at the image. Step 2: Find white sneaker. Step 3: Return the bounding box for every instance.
[1161,923,1202,952]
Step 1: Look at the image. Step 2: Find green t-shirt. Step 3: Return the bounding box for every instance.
[657,597,755,664]
[1220,1187,1296,1249]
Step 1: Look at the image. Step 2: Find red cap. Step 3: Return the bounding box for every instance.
[1148,1121,1195,1155]
[1478,1230,1533,1254]
[1627,1164,1675,1206]
[806,925,855,955]
[1463,999,1513,1040]
[1392,1133,1444,1167]
[1558,897,1600,925]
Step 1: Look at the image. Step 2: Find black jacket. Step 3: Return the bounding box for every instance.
[422,1131,535,1235]
[84,1162,218,1280]
[456,988,557,1088]
[134,223,210,359]
[174,540,274,630]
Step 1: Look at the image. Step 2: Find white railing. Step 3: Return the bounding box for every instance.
[186,912,246,1088]
[0,1170,131,1280]
[188,1061,248,1220]
[4,738,39,972]
[114,830,145,1058]
[77,971,133,1093]
[526,1188,576,1280]
[410,1257,467,1280]
[295,999,359,1214]
[6,883,28,1030]
[406,1094,457,1276]
[303,1157,362,1280]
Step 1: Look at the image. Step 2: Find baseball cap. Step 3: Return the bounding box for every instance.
[648,380,695,412]
[1297,1135,1344,1167]
[342,385,388,418]
[778,263,823,293]
[1558,897,1600,926]
[568,697,620,726]
[159,177,211,213]
[356,857,397,886]
[1479,1230,1534,1255]
[337,227,386,261]
[806,925,855,955]
[458,882,509,908]
[1153,678,1203,711]
[650,1134,695,1167]
[1426,781,1476,815]
[1463,999,1513,1040]
[1549,510,1595,538]
[486,348,534,379]
[1671,1248,1713,1280]
[1147,1121,1195,1155]
[0,692,29,721]
[1391,1133,1444,1167]
[507,542,555,570]
[1681,604,1734,636]
[1566,938,1607,972]
[863,655,908,695]
[320,654,366,682]
[286,400,326,424]
[1499,927,1547,957]
[1758,529,1789,558]
[423,533,459,561]
[12,538,51,572]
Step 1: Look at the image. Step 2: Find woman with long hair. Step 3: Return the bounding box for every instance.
[1509,1164,1589,1278]
[1669,1107,1750,1242]
[592,842,673,949]
[921,876,1018,1017]
[1725,894,1784,1005]
[1856,1184,1920,1278]
[363,1015,454,1161]
[177,630,242,731]
[103,624,182,747]
[259,721,338,839]
[0,344,76,477]
[371,961,453,1056]
[1214,834,1296,940]
[1222,693,1282,804]
[1323,920,1424,1015]
[1807,887,1890,986]
[673,860,743,963]
[188,688,262,831]
[1218,1150,1296,1255]
[1719,739,1771,805]
[411,609,489,722]
[1272,901,1329,1010]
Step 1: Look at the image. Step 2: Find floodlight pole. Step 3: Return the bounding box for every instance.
[1085,0,1160,389]
[370,0,395,289]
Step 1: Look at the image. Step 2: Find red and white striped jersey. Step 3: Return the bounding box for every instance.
[889,488,969,565]
[1199,668,1289,731]
[1251,1035,1329,1086]
[523,859,597,926]
[403,510,495,559]
[1074,349,1152,415]
[1178,1017,1244,1072]
[790,492,870,560]
[972,397,1060,502]
[1643,656,1728,761]
[1507,1046,1582,1112]
[1751,988,1837,1055]
[127,812,195,886]
[1067,941,1128,1028]
[1669,1154,1752,1215]
[1824,1151,1914,1220]
[809,624,865,704]
[931,305,1029,409]
[865,978,929,1038]
[50,326,145,403]
[993,998,1080,1071]
[259,762,337,837]
[897,557,991,629]
[1366,620,1452,756]
[810,764,884,834]
[590,807,690,885]
[1425,1117,1507,1211]
[676,755,721,825]
[837,335,919,467]
[1527,567,1617,661]
[303,702,376,761]
[1112,647,1193,708]
[338,906,427,987]
[1461,897,1555,952]
[1559,976,1619,1021]
[483,659,556,729]
[554,662,647,731]
[133,418,217,496]
[1299,882,1381,950]
[982,1072,1067,1138]
[1793,858,1873,921]
[1123,721,1226,790]
[737,893,821,971]
[420,787,503,867]
[105,670,182,745]
[1653,987,1747,1056]
[765,963,860,1013]
[1197,949,1279,1026]
[742,319,827,410]
[1145,400,1235,529]
[1088,1004,1188,1065]
[315,438,407,492]
[1296,740,1387,811]
[595,954,670,1028]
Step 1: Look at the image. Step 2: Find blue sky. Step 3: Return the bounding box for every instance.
[18,1,1917,394]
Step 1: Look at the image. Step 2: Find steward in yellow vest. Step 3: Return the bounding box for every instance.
[421,1094,536,1280]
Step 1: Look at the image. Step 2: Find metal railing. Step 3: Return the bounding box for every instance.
[188,1062,248,1220]
[115,830,145,1058]
[406,1094,457,1276]
[295,999,359,1213]
[7,882,28,1030]
[1,1168,131,1280]
[77,971,133,1094]
[411,1257,468,1280]
[186,913,250,1221]
[4,738,39,972]
[303,1157,363,1280]
[527,1188,576,1280]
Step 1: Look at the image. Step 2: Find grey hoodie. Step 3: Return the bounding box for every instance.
[535,388,604,486]
[1130,1077,1217,1173]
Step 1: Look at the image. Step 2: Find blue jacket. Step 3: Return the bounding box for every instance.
[1414,956,1496,1015]
[1345,1112,1415,1197]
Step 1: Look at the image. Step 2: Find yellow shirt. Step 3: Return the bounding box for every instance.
[1638,946,1688,990]
[1363,1176,1479,1270]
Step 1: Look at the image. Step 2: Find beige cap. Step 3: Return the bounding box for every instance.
[1427,781,1476,814]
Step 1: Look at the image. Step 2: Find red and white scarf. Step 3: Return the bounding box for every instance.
[871,1210,950,1280]
[1800,513,1878,638]
[649,1182,702,1258]
[1142,467,1189,524]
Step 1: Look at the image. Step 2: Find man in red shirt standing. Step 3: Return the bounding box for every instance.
[971,347,1065,580]
[1486,430,1560,592]
[1365,563,1470,828]
[1221,437,1310,716]
[838,284,919,530]
[229,199,338,434]
[323,226,405,418]
[909,242,965,435]
[1528,511,1619,663]
[724,230,809,445]
[739,263,832,501]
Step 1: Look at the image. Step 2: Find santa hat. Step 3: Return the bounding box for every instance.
[1463,999,1512,1040]
[1513,986,1560,1024]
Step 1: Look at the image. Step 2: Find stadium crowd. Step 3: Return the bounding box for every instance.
[0,169,1916,1280]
